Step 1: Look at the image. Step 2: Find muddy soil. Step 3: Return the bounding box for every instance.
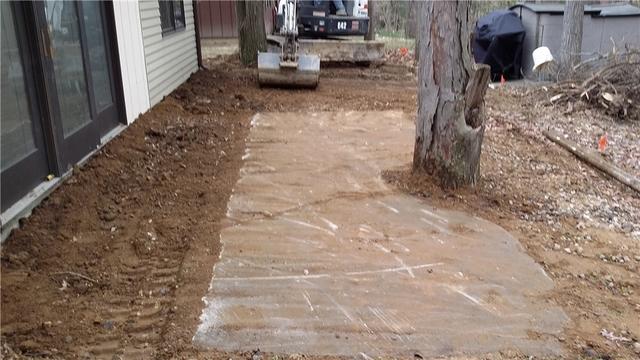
[2,56,638,359]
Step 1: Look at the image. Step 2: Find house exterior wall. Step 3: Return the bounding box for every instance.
[139,0,199,106]
[113,1,150,124]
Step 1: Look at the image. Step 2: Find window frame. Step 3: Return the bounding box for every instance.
[159,0,185,36]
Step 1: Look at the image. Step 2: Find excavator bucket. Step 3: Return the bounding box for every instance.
[257,52,320,88]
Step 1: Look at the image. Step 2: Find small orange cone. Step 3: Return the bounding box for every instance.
[598,134,608,152]
[500,74,506,85]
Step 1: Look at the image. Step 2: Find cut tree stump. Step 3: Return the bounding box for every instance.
[543,129,640,193]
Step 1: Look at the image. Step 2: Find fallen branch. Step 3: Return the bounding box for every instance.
[543,130,640,194]
[51,271,98,284]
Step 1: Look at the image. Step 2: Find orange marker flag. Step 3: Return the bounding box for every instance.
[598,134,608,152]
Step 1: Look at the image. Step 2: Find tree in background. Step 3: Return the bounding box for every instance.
[236,0,267,65]
[404,0,419,39]
[375,1,409,34]
[559,1,585,76]
[365,0,375,41]
[408,0,422,61]
[373,0,517,38]
[413,1,491,189]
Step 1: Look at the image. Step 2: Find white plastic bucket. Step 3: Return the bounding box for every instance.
[532,46,554,71]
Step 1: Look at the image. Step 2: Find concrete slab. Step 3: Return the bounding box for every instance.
[194,111,568,357]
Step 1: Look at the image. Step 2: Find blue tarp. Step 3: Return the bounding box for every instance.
[473,10,526,80]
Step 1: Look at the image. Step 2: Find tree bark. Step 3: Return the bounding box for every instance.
[559,1,584,76]
[365,0,376,41]
[413,1,491,189]
[236,0,267,66]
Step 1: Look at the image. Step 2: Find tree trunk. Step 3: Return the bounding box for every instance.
[413,0,423,62]
[413,1,491,189]
[559,1,584,75]
[365,0,375,41]
[236,0,267,66]
[404,0,418,39]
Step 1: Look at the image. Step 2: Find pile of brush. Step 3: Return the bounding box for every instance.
[546,49,640,120]
[384,47,415,67]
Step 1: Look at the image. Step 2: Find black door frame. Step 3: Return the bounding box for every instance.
[78,1,124,137]
[104,0,127,130]
[94,0,128,136]
[21,0,64,176]
[1,2,52,211]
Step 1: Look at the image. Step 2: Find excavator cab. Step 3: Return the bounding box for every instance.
[294,0,369,37]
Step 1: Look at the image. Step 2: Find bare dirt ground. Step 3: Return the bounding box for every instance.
[2,55,639,359]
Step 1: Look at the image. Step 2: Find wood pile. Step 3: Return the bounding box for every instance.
[547,49,640,120]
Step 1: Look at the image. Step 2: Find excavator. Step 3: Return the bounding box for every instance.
[257,0,370,88]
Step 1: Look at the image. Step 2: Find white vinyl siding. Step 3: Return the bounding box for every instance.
[113,1,150,123]
[139,0,198,106]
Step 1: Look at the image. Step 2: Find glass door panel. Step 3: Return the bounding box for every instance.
[1,2,50,211]
[82,1,114,113]
[80,1,121,136]
[1,2,36,171]
[44,0,93,138]
[35,0,100,169]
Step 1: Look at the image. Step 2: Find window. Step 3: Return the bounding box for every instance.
[159,0,185,35]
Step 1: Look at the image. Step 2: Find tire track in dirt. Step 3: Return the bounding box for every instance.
[80,257,180,359]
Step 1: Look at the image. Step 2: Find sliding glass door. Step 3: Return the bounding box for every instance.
[1,2,51,211]
[0,1,124,211]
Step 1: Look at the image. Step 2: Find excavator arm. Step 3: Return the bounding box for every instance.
[257,0,320,88]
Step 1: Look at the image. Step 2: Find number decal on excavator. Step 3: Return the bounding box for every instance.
[337,21,347,30]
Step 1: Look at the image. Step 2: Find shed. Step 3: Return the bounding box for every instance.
[509,3,640,76]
